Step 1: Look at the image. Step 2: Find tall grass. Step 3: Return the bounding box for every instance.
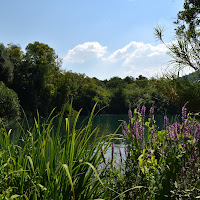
[0,103,114,199]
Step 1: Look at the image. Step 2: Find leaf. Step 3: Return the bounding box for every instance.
[62,164,75,198]
[38,184,47,191]
[83,162,104,186]
[11,195,20,199]
[27,156,35,176]
[113,186,143,200]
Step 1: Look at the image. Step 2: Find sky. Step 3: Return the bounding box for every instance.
[0,0,188,80]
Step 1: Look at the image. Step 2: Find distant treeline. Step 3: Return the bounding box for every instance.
[0,41,199,121]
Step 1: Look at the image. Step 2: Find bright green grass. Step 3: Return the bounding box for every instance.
[0,103,116,200]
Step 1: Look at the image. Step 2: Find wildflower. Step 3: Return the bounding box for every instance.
[194,124,200,139]
[135,121,139,139]
[123,121,128,136]
[181,143,185,148]
[150,107,154,114]
[149,150,152,158]
[141,106,146,122]
[173,122,179,142]
[181,167,186,176]
[139,125,144,141]
[137,106,140,113]
[122,129,127,137]
[164,116,168,129]
[128,109,132,121]
[182,106,187,121]
[151,129,155,141]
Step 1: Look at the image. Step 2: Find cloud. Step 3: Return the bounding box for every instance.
[63,41,172,79]
[107,41,168,67]
[64,42,107,63]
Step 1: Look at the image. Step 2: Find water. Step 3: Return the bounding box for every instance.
[5,114,179,161]
[77,114,180,136]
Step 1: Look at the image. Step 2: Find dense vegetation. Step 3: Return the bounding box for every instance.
[1,104,200,199]
[2,0,200,120]
[1,0,200,199]
[103,105,200,199]
[1,40,199,120]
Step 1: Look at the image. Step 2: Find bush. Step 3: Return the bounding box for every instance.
[0,81,21,121]
[103,106,200,199]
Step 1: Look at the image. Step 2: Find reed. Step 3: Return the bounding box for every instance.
[0,103,113,199]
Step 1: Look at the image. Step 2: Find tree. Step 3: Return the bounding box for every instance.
[0,81,21,121]
[15,42,62,116]
[154,0,200,72]
[0,44,14,86]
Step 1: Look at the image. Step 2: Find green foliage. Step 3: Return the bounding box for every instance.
[0,43,14,86]
[156,75,200,113]
[0,81,20,121]
[0,104,115,199]
[155,1,200,72]
[103,106,200,199]
[0,41,183,117]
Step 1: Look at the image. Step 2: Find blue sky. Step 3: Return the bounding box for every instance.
[0,0,187,80]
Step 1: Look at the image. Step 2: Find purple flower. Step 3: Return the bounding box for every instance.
[181,167,186,176]
[135,121,139,138]
[150,107,154,114]
[182,106,187,121]
[139,125,144,141]
[141,106,146,121]
[137,106,140,113]
[123,121,128,137]
[164,116,168,129]
[173,122,179,141]
[149,150,152,158]
[122,129,127,137]
[151,129,155,141]
[128,109,132,121]
[195,124,200,139]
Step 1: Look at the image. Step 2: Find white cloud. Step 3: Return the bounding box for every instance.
[63,41,173,79]
[64,42,107,63]
[107,41,168,67]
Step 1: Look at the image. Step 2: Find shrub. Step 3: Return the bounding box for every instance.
[103,106,200,199]
[0,81,21,121]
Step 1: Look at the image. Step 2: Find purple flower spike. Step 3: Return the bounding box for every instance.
[128,109,132,121]
[195,124,200,139]
[164,116,168,129]
[141,106,146,121]
[122,129,127,137]
[182,106,187,121]
[123,121,128,136]
[150,107,154,114]
[135,121,139,138]
[139,125,144,141]
[137,106,140,113]
[151,129,155,141]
